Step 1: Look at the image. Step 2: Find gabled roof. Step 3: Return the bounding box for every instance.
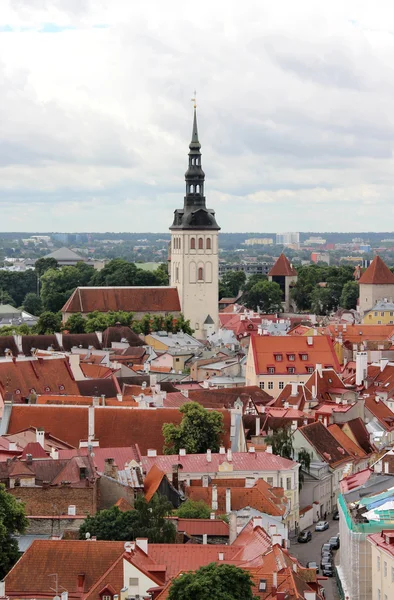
[21,335,61,356]
[62,287,181,314]
[358,256,394,285]
[45,247,84,261]
[62,333,102,352]
[173,517,229,536]
[327,424,367,459]
[268,254,297,277]
[0,358,79,401]
[297,421,353,467]
[365,396,394,431]
[102,325,145,347]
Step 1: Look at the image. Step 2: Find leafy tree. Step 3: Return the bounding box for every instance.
[164,313,175,333]
[40,263,95,312]
[153,263,170,285]
[176,499,211,519]
[310,286,336,315]
[35,257,58,277]
[168,563,259,600]
[242,273,267,293]
[174,313,193,335]
[140,313,152,335]
[163,402,224,455]
[297,448,312,491]
[243,280,283,313]
[84,311,110,333]
[266,428,293,460]
[105,311,134,327]
[0,270,37,307]
[0,291,16,306]
[0,484,28,578]
[63,313,86,333]
[152,315,165,332]
[340,281,359,310]
[79,494,176,543]
[219,271,246,298]
[22,292,43,316]
[34,311,62,334]
[90,259,139,286]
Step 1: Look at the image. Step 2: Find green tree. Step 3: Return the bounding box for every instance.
[310,286,336,315]
[266,428,293,460]
[219,271,246,298]
[84,311,109,333]
[63,313,86,333]
[105,311,134,327]
[40,263,95,312]
[140,313,152,335]
[90,259,138,286]
[0,291,16,306]
[0,271,37,307]
[35,257,58,277]
[242,273,267,293]
[244,280,283,312]
[79,494,176,543]
[0,483,28,578]
[22,292,43,316]
[153,263,170,285]
[176,499,211,519]
[174,313,193,335]
[168,563,259,600]
[340,280,359,310]
[34,311,62,334]
[163,402,224,455]
[152,315,165,332]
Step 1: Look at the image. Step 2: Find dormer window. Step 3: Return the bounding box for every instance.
[274,354,283,362]
[288,367,295,374]
[307,367,314,374]
[268,367,275,374]
[287,354,295,361]
[301,354,308,361]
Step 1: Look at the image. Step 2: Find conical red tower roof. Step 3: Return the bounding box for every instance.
[268,254,297,277]
[358,256,394,285]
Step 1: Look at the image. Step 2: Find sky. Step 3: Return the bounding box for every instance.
[1,1,394,233]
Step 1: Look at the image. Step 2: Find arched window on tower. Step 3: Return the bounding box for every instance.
[190,237,196,250]
[175,266,179,282]
[198,237,203,250]
[198,267,204,281]
[206,238,211,250]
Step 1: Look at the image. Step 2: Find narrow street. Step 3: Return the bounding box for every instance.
[289,515,340,600]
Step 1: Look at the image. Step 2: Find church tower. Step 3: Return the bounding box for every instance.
[170,105,220,336]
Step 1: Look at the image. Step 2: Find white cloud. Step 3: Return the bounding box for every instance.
[1,0,394,231]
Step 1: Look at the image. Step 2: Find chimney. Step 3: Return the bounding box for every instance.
[202,534,208,544]
[172,465,179,490]
[136,538,148,555]
[77,574,85,592]
[304,593,317,600]
[88,405,95,442]
[291,419,298,431]
[356,351,368,386]
[206,449,212,462]
[49,446,59,460]
[249,446,255,453]
[245,476,255,488]
[218,552,224,561]
[212,485,218,511]
[225,488,231,513]
[272,572,277,593]
[291,382,298,396]
[266,445,273,454]
[253,517,263,528]
[255,416,261,436]
[227,449,232,462]
[61,592,68,600]
[272,533,283,546]
[219,446,225,454]
[26,453,32,465]
[116,393,122,403]
[284,401,289,409]
[202,475,209,487]
[147,449,157,457]
[179,448,186,456]
[36,428,45,449]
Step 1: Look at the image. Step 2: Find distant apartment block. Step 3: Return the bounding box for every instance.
[275,232,300,247]
[244,237,273,246]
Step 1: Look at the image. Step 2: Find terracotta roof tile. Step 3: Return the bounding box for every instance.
[298,421,353,466]
[327,424,367,458]
[144,465,165,502]
[0,357,79,402]
[20,441,48,459]
[101,325,145,347]
[62,333,102,351]
[173,517,229,536]
[358,256,394,285]
[7,406,231,453]
[268,254,297,277]
[0,336,19,357]
[62,287,181,314]
[365,396,394,430]
[80,363,114,379]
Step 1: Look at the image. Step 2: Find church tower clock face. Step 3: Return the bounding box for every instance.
[169,104,220,337]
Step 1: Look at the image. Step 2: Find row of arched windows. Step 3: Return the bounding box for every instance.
[187,183,203,194]
[190,237,211,250]
[173,237,181,250]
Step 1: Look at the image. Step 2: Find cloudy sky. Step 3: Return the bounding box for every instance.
[1,0,394,233]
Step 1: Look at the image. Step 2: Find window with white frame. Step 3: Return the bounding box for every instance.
[288,367,295,374]
[259,382,265,390]
[268,367,275,374]
[268,381,274,390]
[279,382,284,390]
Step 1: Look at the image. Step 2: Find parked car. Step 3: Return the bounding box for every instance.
[321,554,332,568]
[333,509,339,520]
[306,561,319,573]
[321,543,333,555]
[322,565,334,577]
[329,535,340,550]
[315,521,329,531]
[298,530,312,543]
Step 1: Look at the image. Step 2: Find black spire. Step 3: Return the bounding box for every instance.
[170,106,220,231]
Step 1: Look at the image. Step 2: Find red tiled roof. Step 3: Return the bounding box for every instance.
[173,517,229,536]
[324,324,394,344]
[251,336,340,375]
[62,287,181,314]
[358,256,394,285]
[327,424,367,458]
[368,530,394,559]
[142,451,298,475]
[144,465,165,502]
[37,394,98,405]
[298,421,353,466]
[365,396,394,431]
[101,325,145,347]
[80,364,113,379]
[0,358,79,402]
[268,254,297,277]
[340,468,373,493]
[20,442,48,459]
[58,445,141,472]
[7,406,231,453]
